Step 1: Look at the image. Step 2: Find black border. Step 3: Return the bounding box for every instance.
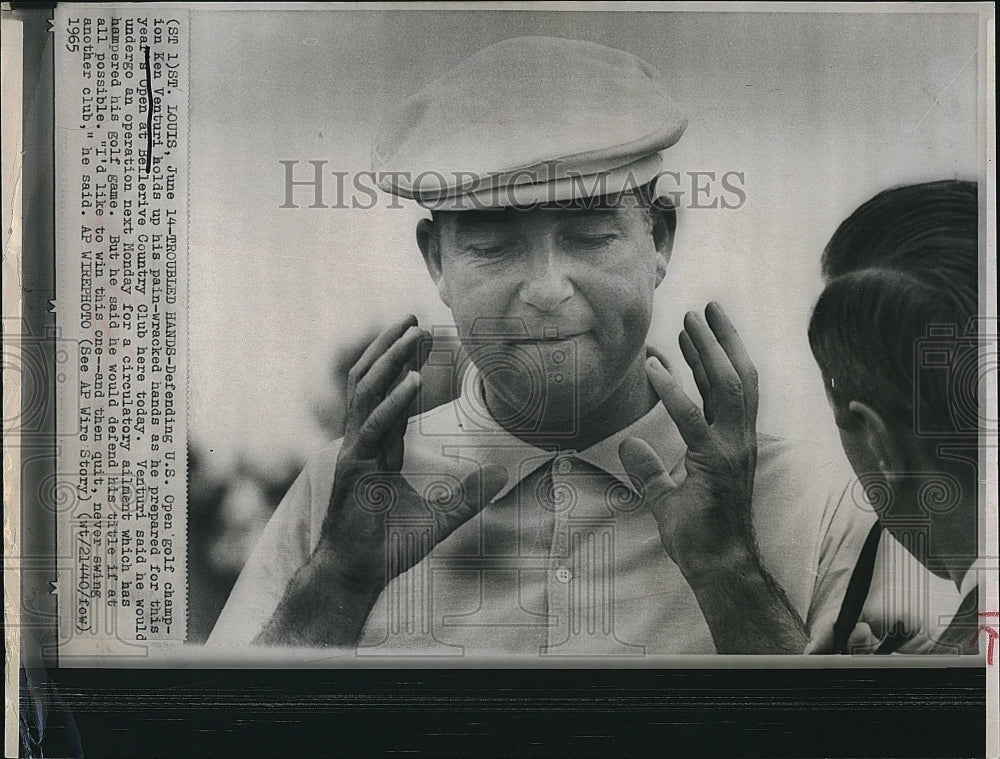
[43,667,987,758]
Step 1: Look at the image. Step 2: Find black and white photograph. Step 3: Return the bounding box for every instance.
[3,3,996,757]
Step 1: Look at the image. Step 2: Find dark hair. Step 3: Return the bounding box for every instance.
[808,180,978,438]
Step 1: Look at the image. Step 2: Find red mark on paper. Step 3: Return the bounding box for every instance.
[973,612,999,665]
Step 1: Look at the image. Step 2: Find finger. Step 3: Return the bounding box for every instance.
[618,437,677,504]
[704,302,759,423]
[412,329,433,374]
[668,455,687,483]
[385,413,406,471]
[683,311,744,427]
[348,314,418,391]
[355,370,421,461]
[384,366,417,470]
[345,316,419,437]
[395,329,434,378]
[385,328,434,465]
[351,325,425,421]
[644,344,671,372]
[645,356,712,451]
[678,329,716,424]
[462,464,508,510]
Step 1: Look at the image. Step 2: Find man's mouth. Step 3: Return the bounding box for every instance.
[505,332,587,345]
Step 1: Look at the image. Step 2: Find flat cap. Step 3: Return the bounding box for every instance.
[372,36,687,209]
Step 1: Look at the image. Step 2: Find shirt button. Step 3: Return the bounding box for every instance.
[555,458,573,475]
[555,567,573,583]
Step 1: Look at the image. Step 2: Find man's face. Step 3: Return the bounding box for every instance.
[419,203,671,425]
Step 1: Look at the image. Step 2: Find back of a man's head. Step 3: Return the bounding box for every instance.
[808,180,979,441]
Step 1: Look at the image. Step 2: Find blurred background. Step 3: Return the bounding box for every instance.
[184,9,981,640]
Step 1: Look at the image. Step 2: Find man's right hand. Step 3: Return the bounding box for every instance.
[257,314,507,647]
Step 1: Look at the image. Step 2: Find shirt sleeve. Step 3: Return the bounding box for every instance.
[804,475,879,653]
[207,441,341,646]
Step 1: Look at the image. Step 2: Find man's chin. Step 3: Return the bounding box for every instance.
[471,341,578,388]
[481,378,578,428]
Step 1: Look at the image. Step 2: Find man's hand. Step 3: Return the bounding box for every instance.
[322,313,507,590]
[621,302,758,577]
[257,314,507,647]
[620,302,808,653]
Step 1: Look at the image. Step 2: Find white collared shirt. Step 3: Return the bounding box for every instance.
[211,365,877,657]
[847,532,970,655]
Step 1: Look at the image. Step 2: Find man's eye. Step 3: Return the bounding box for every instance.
[467,245,508,259]
[567,234,617,249]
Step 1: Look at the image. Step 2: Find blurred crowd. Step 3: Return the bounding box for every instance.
[186,333,376,642]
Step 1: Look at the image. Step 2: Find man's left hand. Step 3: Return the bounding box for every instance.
[620,302,760,579]
[620,302,809,654]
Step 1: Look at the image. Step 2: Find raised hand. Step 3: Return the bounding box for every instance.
[321,313,507,590]
[621,302,758,575]
[620,303,807,653]
[258,314,506,646]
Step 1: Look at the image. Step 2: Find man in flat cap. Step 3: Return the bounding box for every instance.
[211,37,878,655]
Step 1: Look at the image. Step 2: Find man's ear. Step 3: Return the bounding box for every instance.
[650,207,674,288]
[847,401,908,476]
[416,218,450,307]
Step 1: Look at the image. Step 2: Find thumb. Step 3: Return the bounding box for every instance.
[668,455,687,485]
[446,464,508,529]
[466,463,509,508]
[619,437,676,502]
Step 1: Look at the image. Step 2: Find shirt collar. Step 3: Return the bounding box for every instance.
[451,362,686,501]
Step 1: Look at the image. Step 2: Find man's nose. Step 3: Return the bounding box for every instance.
[518,246,574,312]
